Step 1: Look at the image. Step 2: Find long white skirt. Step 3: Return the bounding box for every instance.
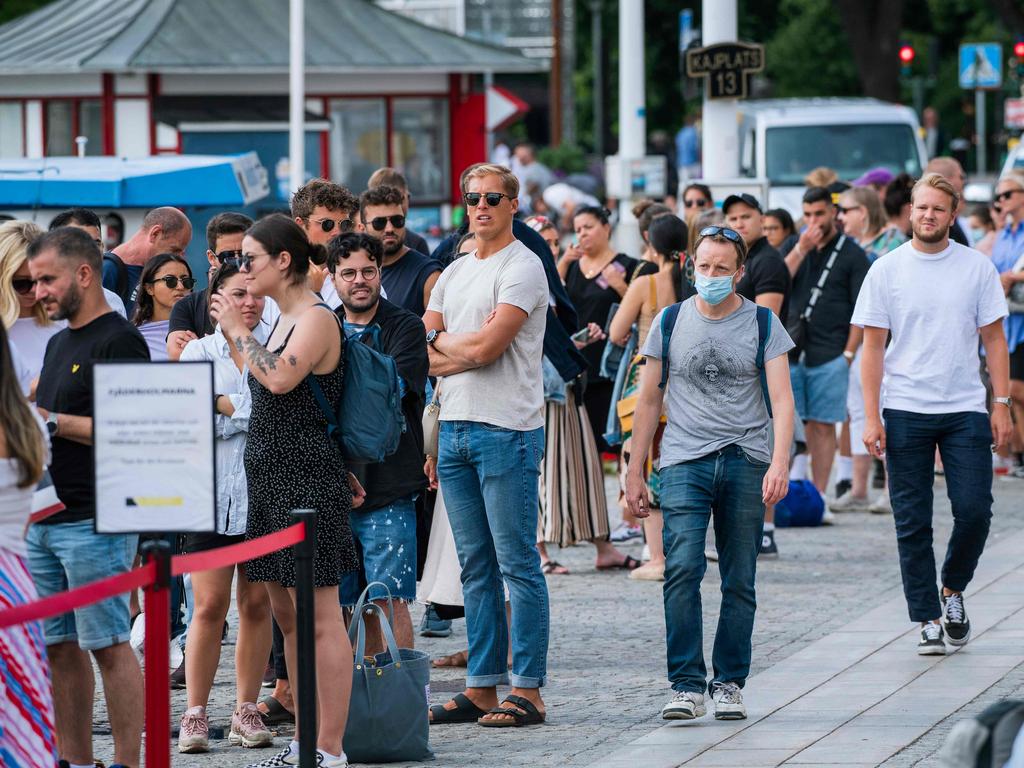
[416,487,465,607]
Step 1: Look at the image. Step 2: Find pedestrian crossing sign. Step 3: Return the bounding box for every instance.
[959,43,1002,89]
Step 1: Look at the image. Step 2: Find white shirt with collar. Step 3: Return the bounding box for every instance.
[179,319,270,536]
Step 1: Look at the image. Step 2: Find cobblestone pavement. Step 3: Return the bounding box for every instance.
[89,473,1024,767]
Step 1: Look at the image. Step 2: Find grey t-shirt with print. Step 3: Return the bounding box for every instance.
[641,297,794,467]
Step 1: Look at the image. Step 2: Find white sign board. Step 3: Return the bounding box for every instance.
[1006,98,1024,130]
[94,362,216,534]
[605,155,668,199]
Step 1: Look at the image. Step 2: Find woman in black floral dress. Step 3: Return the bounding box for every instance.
[211,213,360,766]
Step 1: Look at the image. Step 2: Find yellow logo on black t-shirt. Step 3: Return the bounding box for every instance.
[71,363,80,373]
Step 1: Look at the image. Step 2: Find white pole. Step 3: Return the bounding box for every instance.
[289,0,305,194]
[700,0,738,182]
[616,0,645,253]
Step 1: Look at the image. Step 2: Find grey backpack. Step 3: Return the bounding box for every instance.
[937,699,1024,768]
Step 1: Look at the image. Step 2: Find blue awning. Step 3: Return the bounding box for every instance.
[0,153,269,208]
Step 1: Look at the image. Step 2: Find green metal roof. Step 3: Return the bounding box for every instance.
[0,0,544,74]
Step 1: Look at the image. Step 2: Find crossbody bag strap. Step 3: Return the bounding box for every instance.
[801,234,846,322]
[755,305,774,419]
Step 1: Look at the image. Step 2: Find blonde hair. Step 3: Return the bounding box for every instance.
[997,170,1024,192]
[912,172,960,212]
[460,163,520,199]
[0,323,46,488]
[0,220,46,330]
[841,186,887,239]
[804,166,838,188]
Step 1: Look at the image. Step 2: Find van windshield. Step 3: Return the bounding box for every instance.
[765,124,922,185]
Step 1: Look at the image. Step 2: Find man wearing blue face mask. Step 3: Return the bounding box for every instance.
[625,226,796,723]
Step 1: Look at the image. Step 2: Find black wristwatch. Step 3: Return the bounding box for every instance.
[45,412,58,437]
[426,329,442,346]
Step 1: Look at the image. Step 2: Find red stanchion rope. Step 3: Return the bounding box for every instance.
[171,522,305,576]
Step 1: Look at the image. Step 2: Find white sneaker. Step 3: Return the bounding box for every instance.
[641,543,651,562]
[869,490,891,514]
[610,523,643,542]
[661,690,706,720]
[711,681,747,720]
[820,508,836,525]
[829,490,870,512]
[317,751,349,767]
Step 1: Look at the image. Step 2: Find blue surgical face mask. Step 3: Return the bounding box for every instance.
[970,227,986,244]
[694,271,737,305]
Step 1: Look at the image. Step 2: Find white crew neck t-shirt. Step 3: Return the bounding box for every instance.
[851,240,1007,414]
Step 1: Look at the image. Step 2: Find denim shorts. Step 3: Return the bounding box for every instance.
[339,495,417,606]
[790,354,850,424]
[25,521,138,651]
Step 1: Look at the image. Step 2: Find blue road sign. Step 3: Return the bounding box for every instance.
[959,43,1002,89]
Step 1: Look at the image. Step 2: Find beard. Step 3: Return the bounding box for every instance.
[382,236,403,258]
[912,221,949,244]
[52,283,82,321]
[341,286,380,314]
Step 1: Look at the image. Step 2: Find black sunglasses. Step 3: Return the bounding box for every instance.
[149,275,196,290]
[309,216,355,234]
[337,266,380,282]
[363,214,406,232]
[215,249,244,265]
[463,192,513,207]
[12,277,35,295]
[994,190,1022,203]
[698,226,743,243]
[684,198,710,208]
[837,205,861,215]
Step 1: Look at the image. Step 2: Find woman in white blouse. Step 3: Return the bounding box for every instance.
[176,264,274,753]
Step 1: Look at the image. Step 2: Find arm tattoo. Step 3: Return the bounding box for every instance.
[235,334,280,375]
[287,355,298,367]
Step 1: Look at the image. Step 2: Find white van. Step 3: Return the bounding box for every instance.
[737,98,928,213]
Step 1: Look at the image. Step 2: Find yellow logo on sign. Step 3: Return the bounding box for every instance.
[126,497,184,507]
[71,363,80,373]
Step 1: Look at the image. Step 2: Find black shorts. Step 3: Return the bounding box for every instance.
[181,532,245,554]
[1011,345,1024,381]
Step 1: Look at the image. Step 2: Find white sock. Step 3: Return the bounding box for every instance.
[836,456,853,481]
[318,748,348,764]
[790,454,809,481]
[763,522,775,533]
[290,739,301,755]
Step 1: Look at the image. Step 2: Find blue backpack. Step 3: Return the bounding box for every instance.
[657,301,774,418]
[308,317,406,465]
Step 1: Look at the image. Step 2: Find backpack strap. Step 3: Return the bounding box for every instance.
[306,302,345,441]
[103,252,129,303]
[658,302,682,390]
[756,305,773,419]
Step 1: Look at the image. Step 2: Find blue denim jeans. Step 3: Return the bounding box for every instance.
[660,446,766,694]
[437,420,548,688]
[884,409,993,623]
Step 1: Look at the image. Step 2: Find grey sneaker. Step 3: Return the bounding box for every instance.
[178,706,209,754]
[829,490,870,512]
[711,681,747,720]
[917,622,947,655]
[661,691,706,720]
[231,702,274,748]
[418,605,452,638]
[941,592,971,646]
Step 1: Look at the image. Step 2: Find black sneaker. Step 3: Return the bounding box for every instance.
[418,604,452,638]
[834,478,852,499]
[941,592,971,646]
[917,622,946,655]
[758,529,779,559]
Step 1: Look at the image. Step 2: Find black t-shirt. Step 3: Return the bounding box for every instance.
[565,253,657,376]
[101,252,144,315]
[404,229,429,257]
[788,233,870,367]
[168,290,214,337]
[35,312,150,524]
[736,237,792,322]
[338,299,429,511]
[381,248,442,316]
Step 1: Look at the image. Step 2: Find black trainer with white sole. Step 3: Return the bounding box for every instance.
[941,592,971,646]
[917,622,947,655]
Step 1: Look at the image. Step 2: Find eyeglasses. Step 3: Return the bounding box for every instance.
[363,214,406,231]
[12,277,36,295]
[337,266,380,282]
[463,192,513,207]
[149,275,196,290]
[684,198,710,209]
[215,249,244,265]
[994,190,1023,203]
[698,226,743,243]
[309,216,355,234]
[836,205,861,215]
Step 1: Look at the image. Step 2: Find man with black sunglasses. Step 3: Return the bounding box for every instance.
[291,178,359,310]
[166,212,255,360]
[359,185,442,316]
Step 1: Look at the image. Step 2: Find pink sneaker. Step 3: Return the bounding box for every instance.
[231,701,274,748]
[178,706,209,753]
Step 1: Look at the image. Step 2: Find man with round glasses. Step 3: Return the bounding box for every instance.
[359,185,442,316]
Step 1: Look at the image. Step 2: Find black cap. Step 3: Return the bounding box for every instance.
[722,192,762,214]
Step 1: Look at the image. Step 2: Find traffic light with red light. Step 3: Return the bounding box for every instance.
[1016,40,1024,79]
[899,44,915,77]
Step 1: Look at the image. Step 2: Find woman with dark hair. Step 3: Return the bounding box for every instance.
[681,183,713,226]
[132,253,194,361]
[883,173,914,237]
[763,208,797,256]
[0,323,57,767]
[209,213,360,768]
[176,263,273,754]
[608,214,690,580]
[558,206,656,462]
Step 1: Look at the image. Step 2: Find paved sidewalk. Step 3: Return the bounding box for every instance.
[89,474,1024,767]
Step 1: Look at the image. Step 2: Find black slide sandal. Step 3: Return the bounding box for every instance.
[429,693,490,725]
[478,695,546,728]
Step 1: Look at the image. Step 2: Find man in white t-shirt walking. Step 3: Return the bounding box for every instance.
[853,172,1012,655]
[424,163,550,727]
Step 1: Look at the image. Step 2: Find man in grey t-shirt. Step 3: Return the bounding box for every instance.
[423,163,550,728]
[626,226,796,723]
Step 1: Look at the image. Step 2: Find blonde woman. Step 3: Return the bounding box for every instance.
[838,186,906,261]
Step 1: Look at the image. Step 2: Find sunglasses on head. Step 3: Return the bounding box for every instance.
[698,226,743,243]
[337,266,380,282]
[149,275,196,290]
[12,277,35,295]
[363,214,406,232]
[214,249,244,265]
[684,198,710,208]
[994,189,1022,203]
[310,216,355,234]
[463,192,513,207]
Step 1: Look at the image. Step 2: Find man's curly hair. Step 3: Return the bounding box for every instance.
[290,178,358,220]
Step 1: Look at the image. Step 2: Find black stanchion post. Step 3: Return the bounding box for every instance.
[292,509,318,767]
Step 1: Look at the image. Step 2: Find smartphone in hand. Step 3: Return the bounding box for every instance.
[571,327,592,344]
